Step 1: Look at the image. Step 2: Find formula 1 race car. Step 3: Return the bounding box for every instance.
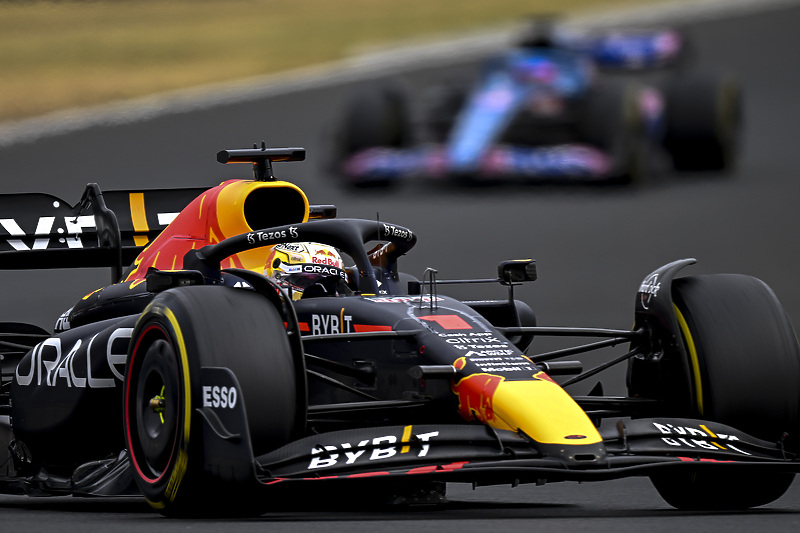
[1,146,797,517]
[336,22,741,187]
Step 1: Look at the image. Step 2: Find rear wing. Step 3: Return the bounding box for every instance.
[0,183,208,278]
[0,181,337,280]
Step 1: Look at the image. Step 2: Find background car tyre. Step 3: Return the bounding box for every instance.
[662,72,742,171]
[578,79,647,185]
[637,274,800,509]
[124,286,304,516]
[336,83,411,188]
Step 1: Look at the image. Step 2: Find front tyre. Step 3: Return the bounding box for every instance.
[644,274,800,509]
[124,286,303,516]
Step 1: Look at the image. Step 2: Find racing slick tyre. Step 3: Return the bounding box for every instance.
[578,79,647,185]
[124,286,304,517]
[337,83,411,188]
[638,274,800,510]
[662,72,741,172]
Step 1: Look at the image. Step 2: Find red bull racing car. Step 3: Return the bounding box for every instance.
[1,146,798,516]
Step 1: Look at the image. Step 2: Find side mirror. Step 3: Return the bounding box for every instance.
[498,259,537,285]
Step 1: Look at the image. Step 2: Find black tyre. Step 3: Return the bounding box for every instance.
[124,286,304,516]
[336,84,410,188]
[663,72,741,171]
[578,79,647,184]
[644,274,800,509]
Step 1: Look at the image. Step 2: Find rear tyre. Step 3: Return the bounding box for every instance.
[639,274,800,509]
[124,286,303,516]
[663,72,741,171]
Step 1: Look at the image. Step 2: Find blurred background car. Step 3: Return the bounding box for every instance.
[335,18,741,187]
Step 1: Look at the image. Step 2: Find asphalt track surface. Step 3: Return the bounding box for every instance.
[2,2,800,530]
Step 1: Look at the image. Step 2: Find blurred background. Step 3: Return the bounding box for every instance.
[0,0,673,122]
[1,0,799,399]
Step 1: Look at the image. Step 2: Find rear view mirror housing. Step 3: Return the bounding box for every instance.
[498,259,537,285]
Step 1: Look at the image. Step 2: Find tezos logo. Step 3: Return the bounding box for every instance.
[382,223,412,241]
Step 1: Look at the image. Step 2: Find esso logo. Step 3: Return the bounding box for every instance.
[202,385,238,409]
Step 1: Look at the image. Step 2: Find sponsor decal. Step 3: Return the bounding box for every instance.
[440,332,511,350]
[302,264,347,279]
[311,312,353,335]
[15,328,133,389]
[281,264,303,274]
[0,215,93,250]
[447,334,534,374]
[464,349,515,356]
[638,273,661,310]
[307,426,439,470]
[247,229,290,244]
[277,243,306,253]
[54,307,73,332]
[312,255,342,267]
[366,295,443,304]
[202,385,238,409]
[382,223,413,242]
[0,211,176,252]
[652,422,751,455]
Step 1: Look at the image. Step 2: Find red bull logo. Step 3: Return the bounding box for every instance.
[312,247,342,267]
[312,256,341,267]
[451,357,505,424]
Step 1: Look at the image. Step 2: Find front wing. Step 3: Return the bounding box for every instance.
[342,144,613,185]
[213,416,800,492]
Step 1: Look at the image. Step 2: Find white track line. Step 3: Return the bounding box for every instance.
[0,0,797,147]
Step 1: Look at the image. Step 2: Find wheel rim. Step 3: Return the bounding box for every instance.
[127,325,181,483]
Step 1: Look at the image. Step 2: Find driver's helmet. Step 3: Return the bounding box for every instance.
[265,242,349,299]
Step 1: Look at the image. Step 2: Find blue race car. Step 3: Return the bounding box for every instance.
[336,23,741,187]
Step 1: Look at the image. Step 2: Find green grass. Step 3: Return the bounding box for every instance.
[0,0,654,122]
